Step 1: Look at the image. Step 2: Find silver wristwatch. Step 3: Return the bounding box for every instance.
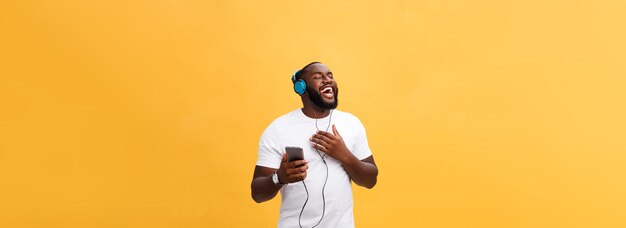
[272,171,284,186]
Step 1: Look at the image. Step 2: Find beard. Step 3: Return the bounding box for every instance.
[306,86,339,110]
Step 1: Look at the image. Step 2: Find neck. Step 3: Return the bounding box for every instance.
[301,104,331,119]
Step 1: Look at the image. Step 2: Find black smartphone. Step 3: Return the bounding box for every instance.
[285,147,304,162]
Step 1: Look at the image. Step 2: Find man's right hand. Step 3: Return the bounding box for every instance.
[277,153,308,184]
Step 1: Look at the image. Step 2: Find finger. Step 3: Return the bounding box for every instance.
[332,124,342,138]
[298,164,309,173]
[294,171,307,181]
[316,131,336,140]
[312,143,328,153]
[310,137,330,149]
[287,167,299,175]
[311,133,332,141]
[291,159,308,167]
[312,133,333,143]
[281,153,287,164]
[290,171,306,181]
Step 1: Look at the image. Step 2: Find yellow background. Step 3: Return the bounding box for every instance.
[1,1,625,227]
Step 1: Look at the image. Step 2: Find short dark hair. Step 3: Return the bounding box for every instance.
[293,61,321,83]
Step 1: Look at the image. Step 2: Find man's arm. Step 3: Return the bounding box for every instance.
[251,166,281,203]
[310,125,379,189]
[251,154,309,203]
[341,155,378,189]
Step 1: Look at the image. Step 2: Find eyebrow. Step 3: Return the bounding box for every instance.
[310,71,333,76]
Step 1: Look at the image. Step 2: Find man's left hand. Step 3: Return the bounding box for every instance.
[310,124,352,163]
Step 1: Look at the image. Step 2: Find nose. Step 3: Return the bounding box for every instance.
[322,74,332,83]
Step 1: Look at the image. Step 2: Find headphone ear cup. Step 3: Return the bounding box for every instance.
[293,79,306,95]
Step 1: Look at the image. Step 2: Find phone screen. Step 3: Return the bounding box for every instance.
[285,147,304,162]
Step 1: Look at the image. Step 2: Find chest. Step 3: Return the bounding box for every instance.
[277,121,358,159]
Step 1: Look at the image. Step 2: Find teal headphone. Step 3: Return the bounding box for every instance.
[291,70,307,95]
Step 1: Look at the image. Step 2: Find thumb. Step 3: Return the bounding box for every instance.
[281,153,287,164]
[332,124,342,138]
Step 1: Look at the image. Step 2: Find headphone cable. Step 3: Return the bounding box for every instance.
[298,108,333,228]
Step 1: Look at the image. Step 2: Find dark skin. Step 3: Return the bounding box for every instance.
[251,63,378,203]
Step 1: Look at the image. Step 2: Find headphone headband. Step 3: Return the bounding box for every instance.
[291,70,300,83]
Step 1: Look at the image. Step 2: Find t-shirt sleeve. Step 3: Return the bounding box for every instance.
[256,125,282,169]
[352,117,373,160]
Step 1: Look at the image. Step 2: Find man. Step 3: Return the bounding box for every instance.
[251,62,378,228]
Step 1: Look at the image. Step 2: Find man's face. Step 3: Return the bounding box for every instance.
[303,63,339,110]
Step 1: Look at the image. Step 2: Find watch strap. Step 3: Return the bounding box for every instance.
[272,171,284,185]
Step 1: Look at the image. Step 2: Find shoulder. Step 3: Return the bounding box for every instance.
[262,109,301,133]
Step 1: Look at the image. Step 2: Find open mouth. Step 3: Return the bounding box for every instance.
[320,87,334,99]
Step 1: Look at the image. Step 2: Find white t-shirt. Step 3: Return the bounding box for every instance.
[256,109,372,228]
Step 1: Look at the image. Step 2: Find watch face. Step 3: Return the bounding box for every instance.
[272,172,280,185]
